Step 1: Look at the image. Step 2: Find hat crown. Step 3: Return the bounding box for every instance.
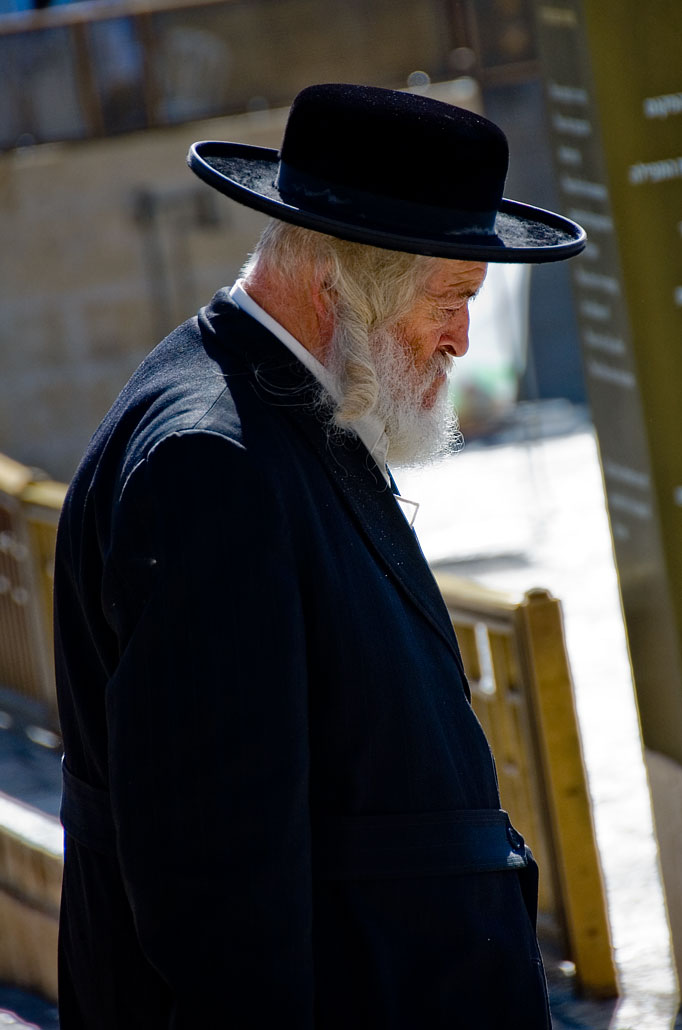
[278,83,510,215]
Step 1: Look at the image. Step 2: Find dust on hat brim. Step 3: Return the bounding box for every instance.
[188,141,586,264]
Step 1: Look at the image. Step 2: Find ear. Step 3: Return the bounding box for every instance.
[310,271,337,351]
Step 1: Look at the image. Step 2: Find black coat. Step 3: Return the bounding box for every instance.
[54,290,551,1029]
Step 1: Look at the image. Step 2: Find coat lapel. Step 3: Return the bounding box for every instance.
[202,291,468,680]
[318,440,467,675]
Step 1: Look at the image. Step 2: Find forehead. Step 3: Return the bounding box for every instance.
[424,258,488,298]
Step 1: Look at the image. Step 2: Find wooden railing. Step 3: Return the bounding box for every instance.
[435,571,617,998]
[0,453,617,1001]
[0,454,65,730]
[0,791,62,1000]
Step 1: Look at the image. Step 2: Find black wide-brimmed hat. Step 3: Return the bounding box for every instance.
[188,83,585,263]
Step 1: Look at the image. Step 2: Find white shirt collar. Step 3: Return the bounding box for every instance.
[229,280,390,484]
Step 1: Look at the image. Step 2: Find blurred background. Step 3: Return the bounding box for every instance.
[0,0,586,479]
[1,0,682,1027]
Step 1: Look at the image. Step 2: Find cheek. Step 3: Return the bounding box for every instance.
[393,330,419,368]
[410,327,442,367]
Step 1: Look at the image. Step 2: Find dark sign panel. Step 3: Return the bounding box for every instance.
[533,0,682,763]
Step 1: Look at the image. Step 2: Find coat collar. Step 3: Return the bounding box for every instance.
[200,290,468,686]
[229,278,391,482]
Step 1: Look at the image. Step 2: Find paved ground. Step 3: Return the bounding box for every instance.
[1,402,680,1028]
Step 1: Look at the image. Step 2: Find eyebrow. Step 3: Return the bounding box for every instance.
[431,283,483,303]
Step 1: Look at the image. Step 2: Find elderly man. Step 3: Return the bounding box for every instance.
[55,84,585,1029]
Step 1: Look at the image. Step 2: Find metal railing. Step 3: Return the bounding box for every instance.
[0,0,456,151]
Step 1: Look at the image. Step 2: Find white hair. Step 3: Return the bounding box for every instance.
[243,221,440,426]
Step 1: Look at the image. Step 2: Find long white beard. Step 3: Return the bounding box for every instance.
[344,325,460,466]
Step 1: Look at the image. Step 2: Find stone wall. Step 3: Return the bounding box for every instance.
[1,108,285,481]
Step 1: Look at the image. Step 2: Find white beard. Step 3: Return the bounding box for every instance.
[344,325,461,466]
[324,315,463,466]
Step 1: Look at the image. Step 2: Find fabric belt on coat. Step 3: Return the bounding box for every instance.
[61,761,117,856]
[61,762,530,877]
[313,808,530,879]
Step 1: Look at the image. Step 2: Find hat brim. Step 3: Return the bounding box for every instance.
[188,141,586,264]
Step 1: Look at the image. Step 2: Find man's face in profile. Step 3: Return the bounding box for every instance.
[393,259,488,412]
[350,258,488,466]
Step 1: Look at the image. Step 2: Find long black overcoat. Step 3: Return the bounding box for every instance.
[54,290,551,1029]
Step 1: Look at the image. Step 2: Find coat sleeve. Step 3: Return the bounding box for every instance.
[104,429,314,1027]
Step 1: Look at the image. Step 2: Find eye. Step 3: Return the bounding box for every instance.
[436,303,463,318]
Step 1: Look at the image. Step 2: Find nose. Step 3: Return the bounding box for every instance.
[441,305,470,358]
